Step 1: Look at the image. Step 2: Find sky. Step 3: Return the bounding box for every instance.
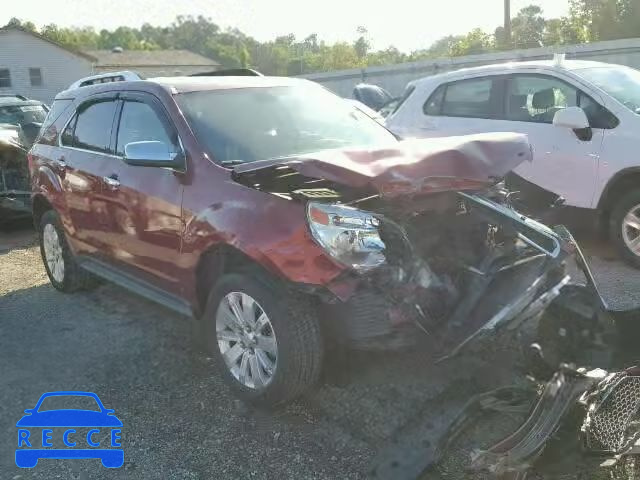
[1,0,570,52]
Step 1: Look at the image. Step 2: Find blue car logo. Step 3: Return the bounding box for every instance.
[16,391,123,468]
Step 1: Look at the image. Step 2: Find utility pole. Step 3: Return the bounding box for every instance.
[504,0,512,44]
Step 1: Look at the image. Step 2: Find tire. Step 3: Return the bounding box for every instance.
[39,209,99,292]
[202,273,324,407]
[610,189,640,268]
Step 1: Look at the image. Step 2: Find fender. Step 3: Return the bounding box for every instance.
[596,166,640,211]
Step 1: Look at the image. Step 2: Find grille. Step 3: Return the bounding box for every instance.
[583,375,640,454]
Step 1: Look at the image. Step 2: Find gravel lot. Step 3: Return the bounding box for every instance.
[1,223,640,479]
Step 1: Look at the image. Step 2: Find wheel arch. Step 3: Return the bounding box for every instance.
[31,194,53,229]
[194,244,286,315]
[597,168,640,226]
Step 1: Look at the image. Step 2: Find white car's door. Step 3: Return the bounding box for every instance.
[399,76,504,139]
[488,74,605,209]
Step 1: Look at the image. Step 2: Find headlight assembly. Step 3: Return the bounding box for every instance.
[306,202,386,272]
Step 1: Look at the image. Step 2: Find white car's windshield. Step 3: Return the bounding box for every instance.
[577,65,640,113]
[176,84,398,165]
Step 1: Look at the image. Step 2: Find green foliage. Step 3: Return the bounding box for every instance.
[3,4,640,75]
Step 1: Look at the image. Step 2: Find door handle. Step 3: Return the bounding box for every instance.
[103,175,120,190]
[54,157,67,169]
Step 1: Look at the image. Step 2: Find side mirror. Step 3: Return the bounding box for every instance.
[123,141,185,169]
[552,106,589,130]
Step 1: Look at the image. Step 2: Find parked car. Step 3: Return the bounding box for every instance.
[0,124,31,227]
[30,71,609,407]
[352,83,393,111]
[0,95,48,227]
[386,58,640,267]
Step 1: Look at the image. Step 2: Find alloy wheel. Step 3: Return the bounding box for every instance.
[215,292,278,389]
[43,223,65,283]
[622,204,640,257]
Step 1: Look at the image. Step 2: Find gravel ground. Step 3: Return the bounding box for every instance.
[1,225,640,479]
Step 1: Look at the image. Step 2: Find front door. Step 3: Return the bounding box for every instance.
[100,92,184,294]
[490,74,605,209]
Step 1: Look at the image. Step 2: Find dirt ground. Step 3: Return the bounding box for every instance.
[2,223,640,479]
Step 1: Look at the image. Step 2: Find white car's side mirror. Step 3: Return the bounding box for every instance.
[553,106,590,130]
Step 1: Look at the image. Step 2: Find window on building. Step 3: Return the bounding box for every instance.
[0,69,11,88]
[29,68,42,87]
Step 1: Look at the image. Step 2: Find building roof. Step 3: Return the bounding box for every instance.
[0,25,97,61]
[85,49,220,67]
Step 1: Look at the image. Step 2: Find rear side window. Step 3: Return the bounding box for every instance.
[423,85,445,115]
[71,100,117,153]
[116,100,176,156]
[441,78,493,118]
[38,99,72,144]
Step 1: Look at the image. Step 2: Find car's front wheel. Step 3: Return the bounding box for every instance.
[202,273,324,407]
[610,190,640,268]
[39,210,98,292]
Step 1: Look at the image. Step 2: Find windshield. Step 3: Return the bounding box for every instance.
[577,65,640,113]
[0,104,47,127]
[176,84,397,165]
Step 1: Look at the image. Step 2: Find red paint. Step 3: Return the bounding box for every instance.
[30,79,530,315]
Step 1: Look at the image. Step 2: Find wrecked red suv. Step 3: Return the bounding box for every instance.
[29,72,605,407]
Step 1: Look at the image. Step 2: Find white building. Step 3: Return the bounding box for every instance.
[0,26,94,104]
[0,26,222,104]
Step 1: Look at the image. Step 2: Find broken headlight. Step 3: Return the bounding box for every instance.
[306,202,386,272]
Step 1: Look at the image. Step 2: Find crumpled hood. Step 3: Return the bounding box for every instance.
[233,132,532,198]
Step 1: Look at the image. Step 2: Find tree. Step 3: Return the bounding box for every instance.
[354,26,370,59]
[511,5,546,48]
[450,29,495,56]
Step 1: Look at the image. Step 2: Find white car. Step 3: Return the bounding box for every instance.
[386,58,640,266]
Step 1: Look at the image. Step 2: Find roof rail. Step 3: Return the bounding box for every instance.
[69,71,143,90]
[189,68,263,77]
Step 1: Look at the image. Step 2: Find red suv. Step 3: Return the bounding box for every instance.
[30,72,604,407]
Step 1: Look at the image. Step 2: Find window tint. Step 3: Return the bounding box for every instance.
[72,100,117,153]
[392,85,415,115]
[116,100,175,156]
[60,115,76,146]
[441,78,493,118]
[41,99,72,132]
[506,75,577,123]
[29,68,42,86]
[0,69,11,88]
[424,84,445,115]
[578,93,619,129]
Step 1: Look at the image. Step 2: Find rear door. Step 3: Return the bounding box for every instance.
[407,75,506,138]
[57,94,119,255]
[99,91,185,293]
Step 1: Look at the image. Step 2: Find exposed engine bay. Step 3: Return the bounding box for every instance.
[231,133,640,478]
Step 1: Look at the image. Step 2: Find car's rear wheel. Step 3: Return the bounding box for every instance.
[202,273,324,407]
[610,190,640,268]
[39,210,98,292]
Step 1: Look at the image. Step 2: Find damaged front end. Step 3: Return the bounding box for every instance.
[233,132,634,478]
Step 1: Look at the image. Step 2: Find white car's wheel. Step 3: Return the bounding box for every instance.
[610,190,640,268]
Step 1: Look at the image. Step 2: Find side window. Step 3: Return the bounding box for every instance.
[441,78,494,118]
[116,100,176,156]
[506,75,577,123]
[60,115,76,146]
[72,100,117,153]
[423,85,445,115]
[579,93,619,129]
